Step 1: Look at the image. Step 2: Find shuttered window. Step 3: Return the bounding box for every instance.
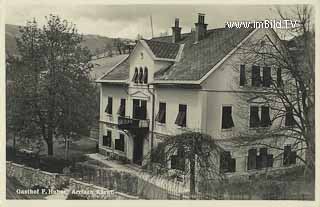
[285,106,295,126]
[222,106,234,129]
[155,102,166,123]
[262,67,271,87]
[247,148,257,170]
[102,130,112,147]
[251,65,261,87]
[249,106,260,128]
[277,68,283,87]
[105,97,113,114]
[261,106,272,127]
[283,145,296,166]
[240,64,246,86]
[220,151,236,173]
[117,99,126,117]
[175,104,187,127]
[115,133,125,152]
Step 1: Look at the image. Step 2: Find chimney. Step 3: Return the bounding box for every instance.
[195,13,207,43]
[172,18,181,43]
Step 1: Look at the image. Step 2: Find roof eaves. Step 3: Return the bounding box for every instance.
[96,55,129,82]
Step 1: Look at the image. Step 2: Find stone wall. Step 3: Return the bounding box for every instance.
[6,161,69,190]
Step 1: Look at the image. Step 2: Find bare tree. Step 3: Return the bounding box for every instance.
[229,5,314,176]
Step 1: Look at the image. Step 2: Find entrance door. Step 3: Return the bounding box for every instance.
[133,134,144,165]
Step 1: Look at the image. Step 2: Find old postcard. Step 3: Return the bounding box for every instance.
[1,0,319,206]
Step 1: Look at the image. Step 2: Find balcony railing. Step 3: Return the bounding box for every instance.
[118,116,149,130]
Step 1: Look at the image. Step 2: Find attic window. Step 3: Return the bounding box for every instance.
[138,67,143,83]
[240,64,246,86]
[262,67,271,87]
[143,67,148,84]
[251,65,261,87]
[132,67,138,83]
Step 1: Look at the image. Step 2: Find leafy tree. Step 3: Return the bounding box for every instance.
[7,15,97,155]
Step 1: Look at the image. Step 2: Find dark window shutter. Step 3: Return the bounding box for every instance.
[277,68,282,87]
[262,67,271,87]
[267,154,273,167]
[251,65,261,87]
[115,134,125,152]
[248,149,257,170]
[117,99,126,116]
[285,106,295,126]
[259,148,268,168]
[283,145,291,166]
[222,106,234,129]
[250,106,260,128]
[105,97,113,114]
[290,151,297,165]
[240,64,246,86]
[261,106,271,127]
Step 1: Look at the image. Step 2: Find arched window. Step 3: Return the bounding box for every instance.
[132,67,138,83]
[138,67,143,83]
[143,67,148,84]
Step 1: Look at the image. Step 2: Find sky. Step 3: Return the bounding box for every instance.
[6,4,301,39]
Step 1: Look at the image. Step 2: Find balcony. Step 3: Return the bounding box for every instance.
[118,116,149,130]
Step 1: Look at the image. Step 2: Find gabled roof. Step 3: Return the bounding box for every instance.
[143,39,180,59]
[153,27,255,81]
[97,27,255,83]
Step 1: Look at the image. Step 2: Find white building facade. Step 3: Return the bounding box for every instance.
[96,14,303,175]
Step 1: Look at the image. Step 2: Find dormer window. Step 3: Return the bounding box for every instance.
[132,67,138,83]
[143,67,148,84]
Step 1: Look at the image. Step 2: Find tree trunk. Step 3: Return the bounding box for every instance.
[47,129,54,155]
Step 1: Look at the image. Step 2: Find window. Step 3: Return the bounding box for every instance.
[260,106,271,127]
[285,106,295,126]
[105,97,113,114]
[138,67,143,83]
[277,68,283,87]
[171,147,185,171]
[247,148,257,170]
[155,102,166,123]
[175,104,187,127]
[132,67,138,83]
[220,151,236,173]
[262,67,271,87]
[115,133,125,152]
[249,106,260,128]
[143,67,148,84]
[102,130,112,147]
[222,106,234,129]
[250,106,272,128]
[240,64,246,86]
[117,99,126,117]
[283,145,296,166]
[251,65,261,87]
[248,148,273,170]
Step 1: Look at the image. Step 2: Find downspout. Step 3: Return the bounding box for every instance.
[147,84,155,162]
